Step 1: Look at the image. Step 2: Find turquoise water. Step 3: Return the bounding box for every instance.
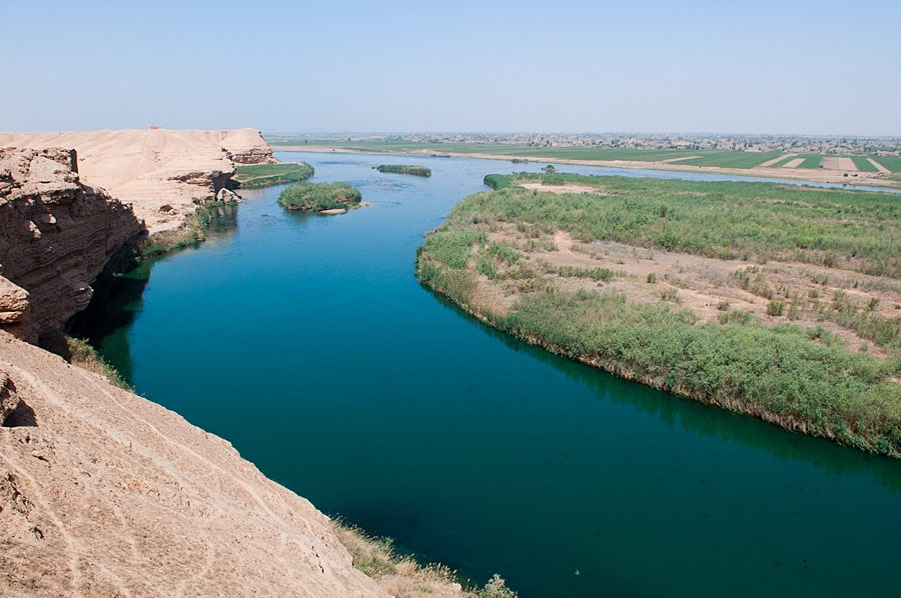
[83,153,901,596]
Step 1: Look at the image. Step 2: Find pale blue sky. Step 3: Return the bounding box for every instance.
[3,0,899,135]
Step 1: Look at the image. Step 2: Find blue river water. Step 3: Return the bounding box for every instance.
[87,152,901,596]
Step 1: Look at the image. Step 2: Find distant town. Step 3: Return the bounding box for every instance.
[268,132,901,156]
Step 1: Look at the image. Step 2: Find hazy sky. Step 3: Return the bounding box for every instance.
[3,0,899,135]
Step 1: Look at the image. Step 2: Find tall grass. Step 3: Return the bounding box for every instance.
[416,172,901,457]
[481,173,901,277]
[278,181,362,211]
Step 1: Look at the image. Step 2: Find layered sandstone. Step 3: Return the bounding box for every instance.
[0,330,385,596]
[0,128,275,234]
[0,148,142,341]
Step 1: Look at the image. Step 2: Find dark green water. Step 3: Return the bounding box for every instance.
[82,153,901,596]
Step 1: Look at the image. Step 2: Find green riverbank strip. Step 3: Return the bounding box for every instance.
[415,173,901,456]
[234,162,314,189]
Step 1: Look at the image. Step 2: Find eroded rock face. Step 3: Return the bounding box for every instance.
[0,148,143,341]
[0,331,386,596]
[0,373,19,424]
[0,128,274,234]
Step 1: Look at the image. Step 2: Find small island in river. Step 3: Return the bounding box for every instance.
[376,164,432,177]
[278,181,362,214]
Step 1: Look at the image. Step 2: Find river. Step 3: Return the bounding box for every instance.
[78,152,901,596]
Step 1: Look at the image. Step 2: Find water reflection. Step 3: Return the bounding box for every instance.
[426,286,901,494]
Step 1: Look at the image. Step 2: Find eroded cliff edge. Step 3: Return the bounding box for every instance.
[0,133,387,595]
[0,147,142,342]
[0,331,385,596]
[0,128,276,235]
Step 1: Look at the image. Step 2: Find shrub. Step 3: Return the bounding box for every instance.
[376,164,431,177]
[278,181,362,212]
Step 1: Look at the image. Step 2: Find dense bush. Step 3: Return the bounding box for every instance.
[278,181,362,212]
[376,164,431,177]
[415,173,901,456]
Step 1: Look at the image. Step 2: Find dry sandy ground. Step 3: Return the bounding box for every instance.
[758,153,797,168]
[290,146,901,190]
[781,158,805,169]
[0,129,270,234]
[0,330,387,597]
[869,158,892,174]
[821,156,857,171]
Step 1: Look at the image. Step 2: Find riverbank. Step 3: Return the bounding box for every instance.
[281,144,901,190]
[416,172,901,456]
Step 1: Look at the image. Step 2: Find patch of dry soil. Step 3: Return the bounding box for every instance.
[758,153,797,168]
[484,226,900,357]
[821,156,857,171]
[780,158,805,169]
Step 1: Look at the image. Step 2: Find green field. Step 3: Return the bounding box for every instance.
[274,137,901,181]
[796,154,824,169]
[851,156,880,172]
[766,155,801,168]
[677,151,784,169]
[416,173,901,456]
[873,156,901,173]
[234,162,314,188]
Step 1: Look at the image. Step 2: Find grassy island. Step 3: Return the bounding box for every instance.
[234,162,314,189]
[376,164,432,177]
[278,181,362,213]
[416,172,901,456]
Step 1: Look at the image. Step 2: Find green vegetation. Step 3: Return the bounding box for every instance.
[64,336,132,390]
[873,156,901,173]
[482,172,901,277]
[376,164,432,177]
[768,156,802,168]
[233,162,314,188]
[278,181,362,212]
[138,205,217,259]
[273,138,901,181]
[416,172,901,457]
[796,154,824,169]
[851,156,879,172]
[676,151,784,169]
[333,520,516,597]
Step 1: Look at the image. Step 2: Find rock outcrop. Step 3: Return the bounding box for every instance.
[0,330,386,596]
[0,148,143,342]
[0,128,274,234]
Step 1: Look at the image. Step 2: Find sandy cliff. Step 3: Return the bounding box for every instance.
[0,147,142,342]
[0,330,386,596]
[0,128,275,234]
[0,135,390,596]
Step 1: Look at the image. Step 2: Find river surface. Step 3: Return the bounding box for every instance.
[81,152,901,597]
